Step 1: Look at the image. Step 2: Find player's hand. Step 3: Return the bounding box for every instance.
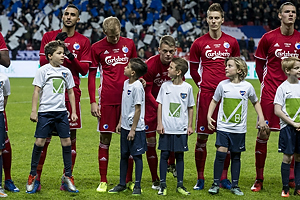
[187,127,193,136]
[157,124,164,134]
[116,123,121,134]
[30,111,38,122]
[127,130,135,141]
[207,117,215,131]
[71,113,78,122]
[139,78,146,88]
[293,122,300,131]
[55,32,68,41]
[91,102,101,118]
[64,47,75,61]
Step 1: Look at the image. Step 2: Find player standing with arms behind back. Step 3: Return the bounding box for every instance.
[37,4,91,192]
[251,2,300,192]
[189,3,240,190]
[88,16,137,192]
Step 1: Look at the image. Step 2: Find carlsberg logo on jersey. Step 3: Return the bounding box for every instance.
[205,50,231,60]
[275,49,299,59]
[52,79,64,93]
[222,98,242,123]
[286,98,300,122]
[169,103,181,118]
[105,55,129,66]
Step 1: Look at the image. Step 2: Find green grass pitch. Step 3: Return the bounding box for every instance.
[4,78,287,199]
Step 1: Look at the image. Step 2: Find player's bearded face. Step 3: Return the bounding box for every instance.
[62,8,79,28]
[279,5,296,25]
[159,43,176,65]
[206,11,224,31]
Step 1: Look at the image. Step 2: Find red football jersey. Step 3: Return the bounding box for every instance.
[190,32,240,92]
[255,27,300,101]
[0,34,8,51]
[89,36,137,105]
[39,29,92,101]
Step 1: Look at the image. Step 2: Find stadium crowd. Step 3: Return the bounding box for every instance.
[1,0,300,61]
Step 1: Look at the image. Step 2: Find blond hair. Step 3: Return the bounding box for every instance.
[159,35,175,48]
[102,17,121,33]
[225,57,248,81]
[281,57,300,75]
[207,3,224,18]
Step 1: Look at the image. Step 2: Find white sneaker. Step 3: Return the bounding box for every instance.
[0,187,7,197]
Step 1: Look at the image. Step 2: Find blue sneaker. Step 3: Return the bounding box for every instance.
[26,175,41,194]
[193,179,204,190]
[4,179,19,192]
[220,179,231,189]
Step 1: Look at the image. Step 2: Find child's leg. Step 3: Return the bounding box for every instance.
[230,152,241,187]
[60,138,72,177]
[282,154,293,187]
[175,152,184,187]
[213,149,227,185]
[160,150,170,187]
[120,152,130,186]
[133,155,143,187]
[0,150,3,186]
[30,138,47,176]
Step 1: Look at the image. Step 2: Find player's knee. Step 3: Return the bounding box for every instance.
[146,136,156,143]
[258,128,270,139]
[100,133,112,145]
[198,134,208,140]
[294,154,300,162]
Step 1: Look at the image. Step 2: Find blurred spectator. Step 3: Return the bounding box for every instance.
[248,37,255,53]
[145,46,154,59]
[238,36,247,51]
[138,48,145,59]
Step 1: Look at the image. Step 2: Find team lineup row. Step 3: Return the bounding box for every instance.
[0,1,299,198]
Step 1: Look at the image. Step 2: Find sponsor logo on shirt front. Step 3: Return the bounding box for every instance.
[275,49,299,59]
[205,50,231,60]
[105,55,129,66]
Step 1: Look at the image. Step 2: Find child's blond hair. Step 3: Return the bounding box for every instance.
[281,57,300,75]
[225,57,248,81]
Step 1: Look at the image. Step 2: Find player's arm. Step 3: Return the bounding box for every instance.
[116,113,121,134]
[207,99,218,131]
[128,104,141,141]
[88,67,100,118]
[253,101,268,131]
[157,103,164,134]
[274,104,300,130]
[187,106,193,135]
[0,50,10,68]
[190,62,201,87]
[30,86,40,122]
[67,88,78,122]
[255,58,266,83]
[66,58,90,76]
[144,80,158,109]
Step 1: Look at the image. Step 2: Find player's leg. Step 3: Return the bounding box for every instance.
[146,132,160,189]
[167,152,176,178]
[0,114,7,197]
[36,137,51,184]
[289,156,295,188]
[194,134,208,190]
[220,151,231,189]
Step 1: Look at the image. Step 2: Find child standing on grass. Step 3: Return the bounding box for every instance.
[274,57,300,197]
[207,57,268,196]
[156,57,194,196]
[26,40,78,194]
[108,58,148,195]
[0,72,11,198]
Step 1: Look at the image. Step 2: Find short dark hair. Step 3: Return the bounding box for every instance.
[159,35,175,48]
[171,57,188,77]
[130,58,148,79]
[44,40,65,61]
[64,4,80,16]
[279,2,295,14]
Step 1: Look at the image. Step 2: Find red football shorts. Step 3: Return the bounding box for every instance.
[65,101,81,130]
[260,98,280,131]
[98,104,121,133]
[196,90,219,135]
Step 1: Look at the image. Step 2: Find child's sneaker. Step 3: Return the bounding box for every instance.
[152,180,160,190]
[193,179,204,190]
[96,182,107,192]
[0,187,7,197]
[220,179,231,189]
[176,186,190,195]
[26,175,40,194]
[127,181,135,191]
[132,186,141,195]
[251,179,263,192]
[230,186,244,196]
[208,183,219,195]
[4,179,19,192]
[61,175,79,193]
[294,185,300,195]
[108,184,127,193]
[281,186,289,197]
[158,186,167,196]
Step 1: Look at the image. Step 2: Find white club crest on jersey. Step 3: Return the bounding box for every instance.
[105,55,129,66]
[275,49,299,59]
[205,50,231,60]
